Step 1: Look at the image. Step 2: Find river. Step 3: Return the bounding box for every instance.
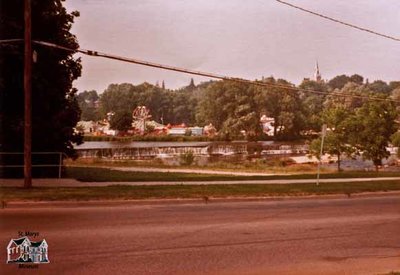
[74,141,309,160]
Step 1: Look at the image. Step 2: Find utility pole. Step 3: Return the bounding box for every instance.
[316,124,327,186]
[24,0,32,188]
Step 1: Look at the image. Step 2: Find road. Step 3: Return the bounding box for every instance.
[1,196,399,274]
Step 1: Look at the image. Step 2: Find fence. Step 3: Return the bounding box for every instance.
[0,152,66,178]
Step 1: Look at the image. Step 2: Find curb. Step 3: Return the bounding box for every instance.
[2,191,399,209]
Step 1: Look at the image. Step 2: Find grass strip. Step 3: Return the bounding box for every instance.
[1,181,399,201]
[65,166,400,182]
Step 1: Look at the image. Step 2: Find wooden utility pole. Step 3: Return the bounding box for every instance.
[24,0,32,188]
[316,124,327,186]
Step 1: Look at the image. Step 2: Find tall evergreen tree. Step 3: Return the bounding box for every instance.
[0,0,82,175]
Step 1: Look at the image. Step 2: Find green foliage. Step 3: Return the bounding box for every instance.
[179,151,195,166]
[390,132,400,157]
[324,82,369,109]
[259,78,306,139]
[349,74,364,85]
[328,75,352,90]
[0,0,82,160]
[310,83,398,171]
[196,78,308,140]
[389,81,400,91]
[77,90,100,121]
[110,110,132,132]
[368,80,391,94]
[347,99,398,168]
[196,80,262,138]
[299,79,329,132]
[83,72,399,147]
[327,74,364,90]
[99,80,200,127]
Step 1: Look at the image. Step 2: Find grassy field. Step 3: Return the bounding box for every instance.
[65,166,400,182]
[1,181,399,202]
[65,158,326,174]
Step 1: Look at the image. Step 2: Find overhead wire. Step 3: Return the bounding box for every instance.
[1,38,396,103]
[275,0,400,42]
[0,38,24,44]
[32,40,400,104]
[1,2,398,104]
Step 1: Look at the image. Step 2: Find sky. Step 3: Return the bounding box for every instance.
[64,0,400,93]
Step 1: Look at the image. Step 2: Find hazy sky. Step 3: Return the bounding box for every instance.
[64,0,400,93]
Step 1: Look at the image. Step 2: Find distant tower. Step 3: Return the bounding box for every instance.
[314,61,322,82]
[188,78,195,88]
[162,80,165,90]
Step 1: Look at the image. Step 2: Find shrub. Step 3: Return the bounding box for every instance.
[179,151,195,166]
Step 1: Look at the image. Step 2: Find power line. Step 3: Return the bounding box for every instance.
[0,39,24,44]
[32,40,399,104]
[275,0,400,42]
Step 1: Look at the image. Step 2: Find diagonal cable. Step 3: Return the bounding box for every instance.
[275,0,400,42]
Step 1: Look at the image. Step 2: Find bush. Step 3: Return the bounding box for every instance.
[179,151,195,166]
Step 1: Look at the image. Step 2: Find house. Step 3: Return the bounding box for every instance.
[189,127,204,136]
[76,120,98,134]
[7,237,49,264]
[168,128,187,136]
[167,123,188,136]
[260,115,275,136]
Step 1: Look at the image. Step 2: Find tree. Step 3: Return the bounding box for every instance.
[99,83,137,119]
[324,82,369,110]
[256,77,306,139]
[368,80,391,94]
[257,77,282,137]
[347,99,398,170]
[170,90,196,125]
[309,106,355,171]
[298,79,328,132]
[309,82,390,171]
[0,0,82,176]
[196,80,262,139]
[389,81,400,91]
[390,131,400,157]
[272,79,305,139]
[349,74,364,85]
[110,110,132,132]
[328,75,351,90]
[77,90,100,121]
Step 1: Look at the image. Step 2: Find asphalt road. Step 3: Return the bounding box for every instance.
[1,196,399,274]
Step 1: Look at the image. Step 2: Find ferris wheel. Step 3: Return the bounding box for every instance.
[132,106,152,134]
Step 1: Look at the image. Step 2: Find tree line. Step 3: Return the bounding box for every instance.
[79,75,399,135]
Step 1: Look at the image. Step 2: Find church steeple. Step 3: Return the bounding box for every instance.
[315,61,322,82]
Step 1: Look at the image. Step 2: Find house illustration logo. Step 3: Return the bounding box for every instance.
[7,237,49,264]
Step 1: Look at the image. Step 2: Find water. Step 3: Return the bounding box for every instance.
[73,141,400,170]
[74,141,309,160]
